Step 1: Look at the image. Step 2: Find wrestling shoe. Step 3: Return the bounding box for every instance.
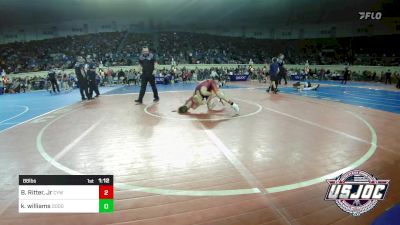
[232,103,240,113]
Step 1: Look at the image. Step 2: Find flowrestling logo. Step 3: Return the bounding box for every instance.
[359,12,382,20]
[325,170,389,216]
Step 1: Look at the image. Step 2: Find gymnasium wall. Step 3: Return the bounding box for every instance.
[5,64,399,79]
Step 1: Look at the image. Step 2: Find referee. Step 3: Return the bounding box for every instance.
[48,67,60,94]
[277,54,287,85]
[74,56,90,100]
[135,47,159,104]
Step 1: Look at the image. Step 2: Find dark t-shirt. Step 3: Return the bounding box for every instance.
[48,71,56,81]
[344,69,350,79]
[74,63,86,80]
[87,70,96,82]
[277,59,284,68]
[139,53,156,76]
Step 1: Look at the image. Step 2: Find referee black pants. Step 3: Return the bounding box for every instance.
[278,71,287,85]
[50,79,60,93]
[138,75,159,101]
[385,76,391,84]
[79,79,89,99]
[88,80,100,98]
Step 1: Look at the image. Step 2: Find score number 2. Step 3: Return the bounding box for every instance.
[99,185,113,199]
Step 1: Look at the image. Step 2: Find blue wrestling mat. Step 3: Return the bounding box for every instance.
[371,204,400,225]
[314,80,388,87]
[271,85,400,114]
[0,86,118,132]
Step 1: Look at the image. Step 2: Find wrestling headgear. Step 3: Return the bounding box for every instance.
[178,105,189,113]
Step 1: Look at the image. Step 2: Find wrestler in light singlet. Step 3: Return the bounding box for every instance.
[178,79,239,113]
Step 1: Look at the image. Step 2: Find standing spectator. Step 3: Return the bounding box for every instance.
[135,72,140,85]
[118,69,125,83]
[135,47,159,104]
[99,69,105,85]
[304,60,310,80]
[107,68,113,86]
[372,72,376,81]
[12,79,22,93]
[318,69,325,81]
[171,57,176,67]
[210,69,218,80]
[342,66,351,85]
[248,65,255,80]
[0,74,4,95]
[127,70,135,85]
[385,69,392,85]
[21,77,28,93]
[379,71,385,82]
[61,73,70,91]
[48,68,60,93]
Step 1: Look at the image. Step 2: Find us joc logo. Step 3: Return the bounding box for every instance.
[325,170,389,216]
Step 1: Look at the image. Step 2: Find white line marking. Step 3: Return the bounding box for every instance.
[0,105,29,124]
[0,85,120,134]
[0,122,17,125]
[144,98,263,121]
[203,127,263,192]
[0,90,206,133]
[0,105,70,135]
[202,125,293,225]
[37,118,104,174]
[0,87,243,132]
[31,94,379,198]
[266,111,378,193]
[0,107,95,216]
[262,106,371,145]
